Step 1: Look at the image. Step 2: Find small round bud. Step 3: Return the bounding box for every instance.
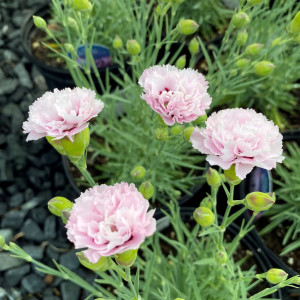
[255,61,276,76]
[67,17,79,33]
[64,43,75,53]
[155,4,162,15]
[200,196,212,209]
[237,31,248,46]
[188,37,200,55]
[113,35,123,49]
[177,19,199,35]
[245,43,264,56]
[248,0,264,5]
[266,269,288,284]
[115,249,138,267]
[183,127,194,142]
[73,0,92,10]
[155,127,169,141]
[48,197,73,217]
[171,125,184,135]
[224,165,241,186]
[33,16,47,30]
[126,40,141,56]
[232,12,250,29]
[291,11,300,33]
[76,252,113,271]
[244,192,275,212]
[206,168,221,189]
[235,58,250,68]
[193,207,215,227]
[175,55,186,69]
[139,181,155,200]
[215,250,228,265]
[230,70,238,77]
[194,114,207,125]
[130,166,146,180]
[0,234,5,248]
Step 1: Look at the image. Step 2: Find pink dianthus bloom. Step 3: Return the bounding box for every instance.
[138,65,212,126]
[66,182,156,263]
[23,87,104,141]
[190,108,284,179]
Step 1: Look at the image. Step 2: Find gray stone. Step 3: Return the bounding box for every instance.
[21,196,44,211]
[14,63,33,89]
[59,250,80,270]
[21,274,45,293]
[3,50,18,62]
[222,0,239,9]
[1,211,26,229]
[4,264,30,286]
[23,245,43,260]
[9,193,24,207]
[46,246,59,261]
[21,219,45,242]
[0,68,4,80]
[0,229,13,242]
[0,253,25,271]
[44,296,60,300]
[60,281,81,300]
[9,86,28,103]
[44,215,57,239]
[0,203,7,215]
[0,288,7,299]
[0,79,18,95]
[3,103,24,133]
[31,207,48,224]
[31,65,48,91]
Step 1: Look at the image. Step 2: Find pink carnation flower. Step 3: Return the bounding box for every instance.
[190,108,284,179]
[138,65,212,126]
[66,182,156,263]
[23,87,104,141]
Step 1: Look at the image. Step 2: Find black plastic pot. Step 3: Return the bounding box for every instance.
[282,129,300,142]
[156,207,282,299]
[21,2,127,91]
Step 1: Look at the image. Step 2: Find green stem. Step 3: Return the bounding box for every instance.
[78,167,96,187]
[125,268,139,298]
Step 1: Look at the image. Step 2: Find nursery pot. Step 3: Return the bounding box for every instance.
[156,207,282,299]
[282,128,300,142]
[21,2,126,91]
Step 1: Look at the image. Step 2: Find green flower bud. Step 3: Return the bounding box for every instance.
[139,181,155,200]
[0,234,5,248]
[177,19,199,35]
[130,166,146,180]
[115,249,138,267]
[200,196,212,209]
[64,43,75,53]
[48,197,73,217]
[171,125,184,135]
[230,70,238,77]
[155,4,162,15]
[244,192,275,212]
[175,298,185,300]
[235,58,250,68]
[126,40,141,56]
[188,37,200,55]
[224,165,241,186]
[291,11,300,33]
[266,269,288,284]
[248,0,264,5]
[73,0,92,10]
[206,168,221,189]
[232,12,250,29]
[245,43,264,56]
[255,61,276,76]
[155,127,169,141]
[193,207,215,227]
[215,250,228,264]
[113,35,123,49]
[194,114,207,125]
[33,16,47,30]
[183,127,194,142]
[175,55,186,69]
[76,252,113,271]
[67,17,79,33]
[237,31,248,46]
[289,277,300,285]
[271,37,282,47]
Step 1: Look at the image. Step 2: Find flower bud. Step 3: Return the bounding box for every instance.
[255,61,276,77]
[183,127,194,142]
[0,234,5,248]
[245,43,264,56]
[139,181,155,200]
[113,35,123,49]
[224,165,241,185]
[206,168,221,189]
[175,298,185,300]
[171,125,184,135]
[244,191,275,211]
[130,166,146,180]
[67,17,79,33]
[237,31,248,46]
[200,196,212,209]
[271,37,282,47]
[248,0,264,5]
[215,250,228,264]
[188,37,199,55]
[64,43,75,54]
[289,277,300,285]
[126,40,141,56]
[291,11,300,33]
[232,12,250,29]
[175,55,186,69]
[73,0,92,10]
[230,70,238,77]
[76,252,113,271]
[48,197,73,217]
[155,127,169,141]
[235,58,250,68]
[193,207,215,227]
[194,114,207,125]
[177,19,199,35]
[266,269,288,284]
[33,16,47,30]
[115,249,138,267]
